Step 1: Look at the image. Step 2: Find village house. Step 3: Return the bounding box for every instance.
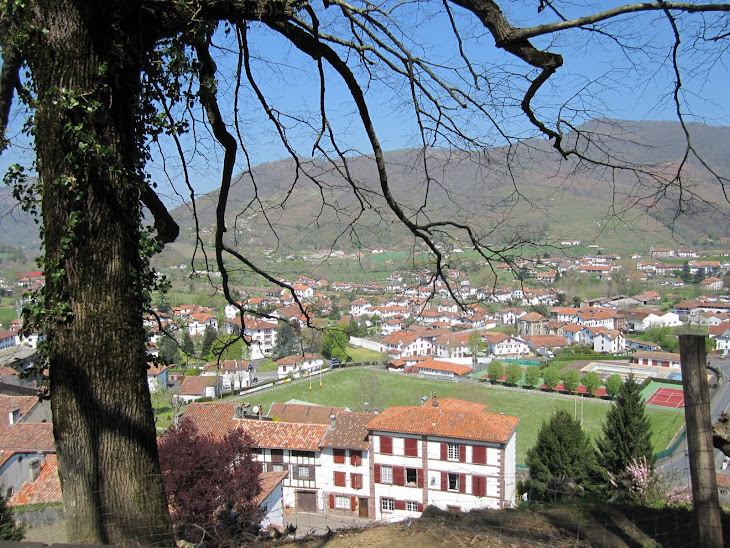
[225,316,279,359]
[320,412,373,519]
[176,375,222,403]
[146,363,169,393]
[593,330,626,354]
[367,397,519,521]
[202,360,253,391]
[184,402,329,513]
[482,333,529,356]
[516,312,549,336]
[277,354,325,380]
[631,351,682,368]
[403,358,472,379]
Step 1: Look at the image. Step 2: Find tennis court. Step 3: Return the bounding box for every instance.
[645,386,685,409]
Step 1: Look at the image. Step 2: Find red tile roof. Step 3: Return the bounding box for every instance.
[411,359,472,376]
[320,412,373,450]
[0,395,39,427]
[0,422,55,452]
[183,402,328,450]
[8,454,62,507]
[178,375,219,396]
[267,403,345,424]
[255,470,289,505]
[367,398,518,443]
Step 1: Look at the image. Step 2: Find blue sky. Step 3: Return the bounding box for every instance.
[2,1,729,205]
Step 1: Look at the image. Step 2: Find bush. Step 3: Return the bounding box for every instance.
[561,369,580,393]
[605,374,624,398]
[505,363,523,385]
[524,365,541,388]
[487,361,503,383]
[542,368,560,391]
[581,371,602,395]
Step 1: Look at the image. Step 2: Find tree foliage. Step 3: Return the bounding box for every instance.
[524,409,602,501]
[181,331,195,356]
[524,365,541,388]
[158,417,263,546]
[581,371,602,396]
[505,363,523,385]
[0,491,25,541]
[322,326,349,363]
[271,321,300,359]
[487,361,503,383]
[542,368,560,391]
[201,325,219,358]
[596,375,655,484]
[159,335,180,365]
[605,374,624,398]
[561,369,580,393]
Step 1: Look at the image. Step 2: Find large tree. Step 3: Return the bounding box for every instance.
[524,408,602,501]
[158,417,263,546]
[2,0,729,544]
[596,374,655,482]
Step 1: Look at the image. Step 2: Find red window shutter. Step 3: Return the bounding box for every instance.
[479,476,487,496]
[374,464,381,484]
[334,449,346,464]
[351,451,362,466]
[417,502,424,512]
[351,496,357,511]
[441,471,447,491]
[440,442,447,460]
[472,446,486,465]
[459,473,466,494]
[351,473,363,489]
[394,499,406,511]
[459,444,467,463]
[329,493,335,508]
[335,471,346,487]
[404,438,418,457]
[381,436,393,454]
[417,469,424,488]
[393,466,405,486]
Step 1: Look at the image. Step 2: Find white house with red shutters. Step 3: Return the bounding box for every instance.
[367,397,518,521]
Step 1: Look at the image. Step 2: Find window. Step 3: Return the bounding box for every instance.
[406,468,417,485]
[381,498,395,512]
[447,443,460,461]
[298,465,311,479]
[335,495,350,509]
[404,438,418,457]
[270,449,283,463]
[405,501,419,512]
[334,471,346,487]
[448,473,459,491]
[350,450,362,466]
[381,465,393,484]
[271,463,284,472]
[351,473,363,490]
[333,449,346,464]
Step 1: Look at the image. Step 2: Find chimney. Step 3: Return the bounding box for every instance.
[234,404,244,419]
[330,414,336,429]
[29,458,41,481]
[8,408,20,425]
[364,402,369,412]
[431,393,438,407]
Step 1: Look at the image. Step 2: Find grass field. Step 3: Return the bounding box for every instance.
[237,369,685,465]
[345,345,385,362]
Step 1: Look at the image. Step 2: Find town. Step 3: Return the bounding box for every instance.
[1,241,730,541]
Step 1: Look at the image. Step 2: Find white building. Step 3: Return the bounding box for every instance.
[367,397,518,521]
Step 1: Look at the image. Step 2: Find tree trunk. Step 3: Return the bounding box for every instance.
[28,1,172,544]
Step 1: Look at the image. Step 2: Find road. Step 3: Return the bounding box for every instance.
[658,355,730,483]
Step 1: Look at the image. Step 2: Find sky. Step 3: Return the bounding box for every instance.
[2,1,730,206]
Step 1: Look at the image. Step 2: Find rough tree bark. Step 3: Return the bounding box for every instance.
[27,1,172,544]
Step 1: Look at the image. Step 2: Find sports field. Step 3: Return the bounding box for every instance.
[236,368,685,465]
[641,380,687,410]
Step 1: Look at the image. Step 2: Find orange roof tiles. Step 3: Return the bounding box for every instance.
[183,402,328,450]
[367,397,518,443]
[411,359,472,376]
[8,454,62,507]
[255,470,289,505]
[268,403,345,425]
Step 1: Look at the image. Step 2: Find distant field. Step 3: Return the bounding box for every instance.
[346,345,384,362]
[0,305,17,329]
[237,369,684,465]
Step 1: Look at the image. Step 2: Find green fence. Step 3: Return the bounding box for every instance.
[654,431,686,460]
[504,358,541,366]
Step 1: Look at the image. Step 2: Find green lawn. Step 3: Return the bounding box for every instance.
[0,306,18,329]
[346,345,385,362]
[238,369,684,465]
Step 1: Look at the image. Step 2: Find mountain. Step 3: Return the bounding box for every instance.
[2,120,730,260]
[166,119,730,257]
